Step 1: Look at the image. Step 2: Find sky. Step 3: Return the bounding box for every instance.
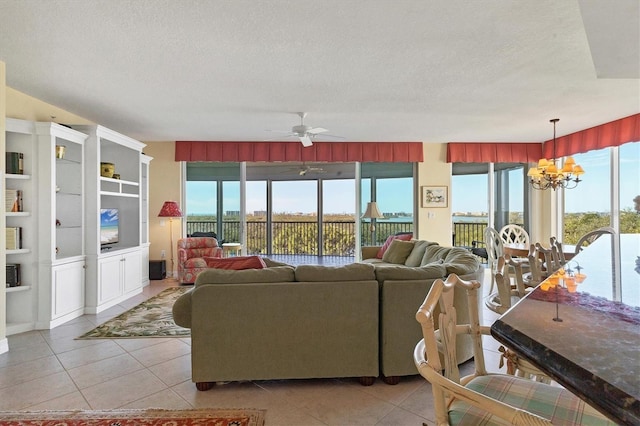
[186,143,639,216]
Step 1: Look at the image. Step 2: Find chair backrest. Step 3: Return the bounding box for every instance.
[526,244,545,286]
[484,227,503,267]
[535,242,561,274]
[499,224,530,246]
[486,256,525,314]
[574,227,616,254]
[503,254,527,298]
[549,237,567,267]
[414,274,485,385]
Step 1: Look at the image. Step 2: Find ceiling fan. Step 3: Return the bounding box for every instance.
[296,163,326,176]
[266,112,342,147]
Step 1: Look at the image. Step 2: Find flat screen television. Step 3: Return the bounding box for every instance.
[100,208,119,245]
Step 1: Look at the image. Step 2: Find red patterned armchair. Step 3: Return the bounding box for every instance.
[177,237,223,284]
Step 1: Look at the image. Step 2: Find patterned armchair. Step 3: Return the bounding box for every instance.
[177,237,223,284]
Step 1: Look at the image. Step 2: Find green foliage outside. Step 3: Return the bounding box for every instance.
[187,210,639,255]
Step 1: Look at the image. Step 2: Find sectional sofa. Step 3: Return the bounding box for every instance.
[172,240,482,390]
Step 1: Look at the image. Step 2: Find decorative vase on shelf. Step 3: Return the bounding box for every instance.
[55,145,66,159]
[100,162,115,178]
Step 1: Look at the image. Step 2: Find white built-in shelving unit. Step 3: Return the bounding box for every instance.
[72,125,148,314]
[5,118,37,335]
[35,122,88,329]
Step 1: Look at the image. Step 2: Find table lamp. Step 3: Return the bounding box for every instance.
[158,201,183,279]
[362,201,384,245]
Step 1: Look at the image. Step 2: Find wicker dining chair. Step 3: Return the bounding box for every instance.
[413,274,614,425]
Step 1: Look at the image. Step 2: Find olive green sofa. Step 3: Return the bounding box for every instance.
[172,263,380,390]
[361,240,483,384]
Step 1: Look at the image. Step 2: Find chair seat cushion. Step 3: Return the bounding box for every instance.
[448,375,614,425]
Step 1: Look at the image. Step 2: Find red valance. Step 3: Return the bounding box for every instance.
[543,113,640,158]
[175,141,424,163]
[446,143,542,163]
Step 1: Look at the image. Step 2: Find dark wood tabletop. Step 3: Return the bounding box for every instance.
[491,233,640,425]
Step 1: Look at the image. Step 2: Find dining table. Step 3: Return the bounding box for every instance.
[503,241,576,260]
[491,233,640,425]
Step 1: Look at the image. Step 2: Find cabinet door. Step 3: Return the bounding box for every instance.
[98,255,123,304]
[122,250,142,294]
[52,261,85,319]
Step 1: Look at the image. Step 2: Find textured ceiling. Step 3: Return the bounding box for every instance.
[0,0,638,144]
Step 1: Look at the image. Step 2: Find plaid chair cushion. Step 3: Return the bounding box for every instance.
[449,375,614,425]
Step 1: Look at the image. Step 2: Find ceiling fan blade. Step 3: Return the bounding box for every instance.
[307,127,328,134]
[299,135,313,147]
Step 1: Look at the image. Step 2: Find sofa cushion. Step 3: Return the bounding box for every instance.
[443,248,480,275]
[204,255,267,270]
[295,263,376,282]
[376,233,413,259]
[421,245,453,265]
[404,240,438,267]
[374,263,447,281]
[382,240,415,264]
[195,265,295,286]
[261,257,292,267]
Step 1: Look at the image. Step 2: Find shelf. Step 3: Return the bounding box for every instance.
[7,249,30,255]
[100,191,140,198]
[100,176,139,186]
[6,212,31,217]
[6,173,31,180]
[6,286,31,293]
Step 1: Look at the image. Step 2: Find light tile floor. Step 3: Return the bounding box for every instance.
[0,269,508,425]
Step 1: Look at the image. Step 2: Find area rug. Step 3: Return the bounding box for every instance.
[0,408,265,425]
[77,287,191,339]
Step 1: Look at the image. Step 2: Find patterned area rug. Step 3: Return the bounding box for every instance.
[0,408,265,425]
[77,287,191,339]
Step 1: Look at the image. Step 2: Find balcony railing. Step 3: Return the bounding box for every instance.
[186,220,413,256]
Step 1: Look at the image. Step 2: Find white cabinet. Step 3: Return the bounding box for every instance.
[73,125,147,313]
[93,248,142,311]
[35,122,88,329]
[49,260,85,325]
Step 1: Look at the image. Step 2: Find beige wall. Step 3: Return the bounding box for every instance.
[144,142,182,277]
[6,88,92,125]
[415,143,453,245]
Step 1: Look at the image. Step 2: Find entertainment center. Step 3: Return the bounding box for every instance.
[3,119,152,334]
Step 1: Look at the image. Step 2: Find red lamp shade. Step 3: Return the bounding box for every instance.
[158,201,183,218]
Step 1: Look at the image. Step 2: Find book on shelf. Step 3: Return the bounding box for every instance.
[6,152,24,174]
[6,263,21,287]
[6,227,23,250]
[5,189,23,212]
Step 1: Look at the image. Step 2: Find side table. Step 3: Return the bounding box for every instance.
[222,243,242,257]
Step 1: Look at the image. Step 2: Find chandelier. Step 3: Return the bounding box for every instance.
[528,118,585,190]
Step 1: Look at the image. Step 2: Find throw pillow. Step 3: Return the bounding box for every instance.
[204,255,267,270]
[382,239,415,264]
[376,233,413,259]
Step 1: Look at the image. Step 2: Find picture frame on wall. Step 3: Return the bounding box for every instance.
[421,186,448,208]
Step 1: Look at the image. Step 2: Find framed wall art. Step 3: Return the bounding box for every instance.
[421,186,448,208]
